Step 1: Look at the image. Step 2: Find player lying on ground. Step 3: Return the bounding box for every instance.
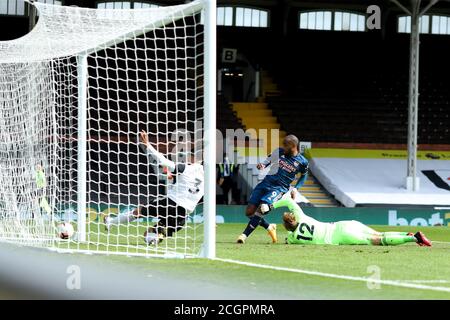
[105,130,204,245]
[261,197,432,246]
[237,134,309,244]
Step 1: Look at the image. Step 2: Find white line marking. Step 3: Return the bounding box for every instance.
[215,258,450,293]
[400,280,450,284]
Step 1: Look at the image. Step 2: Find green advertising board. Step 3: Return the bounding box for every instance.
[60,203,450,227]
[215,205,450,227]
[214,205,450,227]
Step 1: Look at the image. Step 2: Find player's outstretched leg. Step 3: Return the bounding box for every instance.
[333,221,426,246]
[373,231,431,246]
[237,183,279,244]
[104,207,139,231]
[412,231,432,246]
[267,223,277,243]
[144,203,187,246]
[349,221,432,246]
[376,232,416,246]
[237,204,258,244]
[237,204,277,244]
[256,213,277,243]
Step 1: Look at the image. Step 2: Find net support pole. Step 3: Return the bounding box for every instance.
[28,0,37,31]
[77,54,88,242]
[201,0,216,259]
[406,3,421,192]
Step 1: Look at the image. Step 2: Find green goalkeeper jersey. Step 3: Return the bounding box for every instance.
[273,198,335,245]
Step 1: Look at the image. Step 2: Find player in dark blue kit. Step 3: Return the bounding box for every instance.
[237,135,309,244]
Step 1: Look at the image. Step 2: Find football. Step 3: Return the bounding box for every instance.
[57,222,74,239]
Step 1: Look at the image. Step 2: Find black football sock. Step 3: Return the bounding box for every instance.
[243,215,262,237]
[259,218,270,230]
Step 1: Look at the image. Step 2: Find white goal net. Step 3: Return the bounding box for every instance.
[0,0,216,258]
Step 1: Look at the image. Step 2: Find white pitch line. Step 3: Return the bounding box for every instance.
[400,280,450,284]
[215,258,450,293]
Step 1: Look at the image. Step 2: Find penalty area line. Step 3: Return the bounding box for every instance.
[214,258,450,293]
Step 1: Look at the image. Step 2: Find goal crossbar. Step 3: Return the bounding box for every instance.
[0,1,205,63]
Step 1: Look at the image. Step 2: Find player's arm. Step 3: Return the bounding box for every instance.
[256,148,280,169]
[273,198,302,222]
[294,161,309,189]
[294,171,308,189]
[260,198,302,222]
[256,155,271,170]
[140,130,175,172]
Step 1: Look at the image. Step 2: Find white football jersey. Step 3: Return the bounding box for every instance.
[167,163,204,212]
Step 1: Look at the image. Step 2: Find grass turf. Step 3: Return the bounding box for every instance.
[61,222,450,299]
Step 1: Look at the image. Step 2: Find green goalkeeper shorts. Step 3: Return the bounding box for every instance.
[331,220,378,245]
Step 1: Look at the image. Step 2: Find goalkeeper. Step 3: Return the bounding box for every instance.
[260,197,432,246]
[105,130,204,245]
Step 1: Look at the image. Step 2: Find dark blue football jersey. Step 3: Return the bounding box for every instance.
[261,148,309,190]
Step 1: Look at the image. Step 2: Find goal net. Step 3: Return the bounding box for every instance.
[0,0,216,258]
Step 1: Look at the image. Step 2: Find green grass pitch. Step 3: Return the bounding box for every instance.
[67,222,450,299]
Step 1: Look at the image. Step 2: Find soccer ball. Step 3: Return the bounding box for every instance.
[57,222,74,239]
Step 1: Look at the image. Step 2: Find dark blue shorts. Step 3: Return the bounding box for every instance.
[248,183,286,206]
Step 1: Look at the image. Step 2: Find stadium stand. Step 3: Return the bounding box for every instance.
[266,75,450,144]
[298,175,339,207]
[259,70,282,100]
[231,102,285,148]
[217,6,450,207]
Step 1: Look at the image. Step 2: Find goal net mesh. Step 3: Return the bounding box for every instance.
[0,1,206,257]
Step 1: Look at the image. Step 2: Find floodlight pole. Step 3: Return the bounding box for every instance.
[391,0,439,191]
[202,0,217,259]
[406,1,421,191]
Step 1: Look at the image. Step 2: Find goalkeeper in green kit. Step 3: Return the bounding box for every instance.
[260,197,432,246]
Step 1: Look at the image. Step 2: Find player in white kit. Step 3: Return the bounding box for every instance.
[104,130,204,245]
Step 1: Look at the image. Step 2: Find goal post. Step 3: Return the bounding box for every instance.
[202,0,217,259]
[0,0,216,258]
[76,53,88,244]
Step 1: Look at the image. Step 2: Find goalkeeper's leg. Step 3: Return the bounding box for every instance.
[333,221,419,246]
[378,232,417,246]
